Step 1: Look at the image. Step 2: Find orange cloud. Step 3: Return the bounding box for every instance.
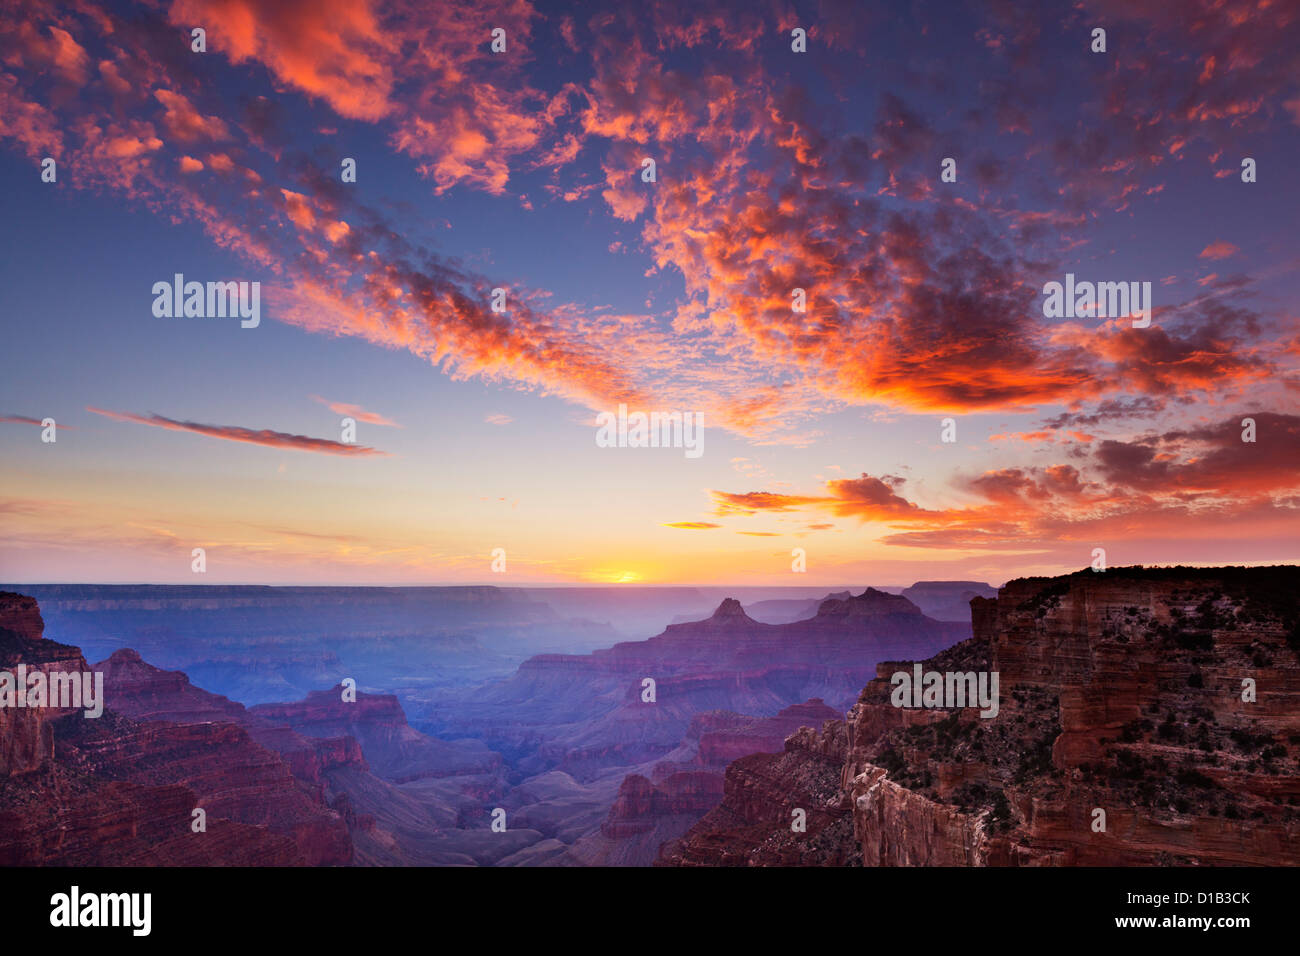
[153,89,229,142]
[0,0,1291,450]
[280,188,317,231]
[989,431,1055,443]
[167,0,395,121]
[712,413,1300,554]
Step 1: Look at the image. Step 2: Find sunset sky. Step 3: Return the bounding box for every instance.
[1,0,1297,586]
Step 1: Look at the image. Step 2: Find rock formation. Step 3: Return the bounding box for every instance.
[425,588,967,779]
[2,591,520,866]
[567,699,843,865]
[0,591,331,865]
[666,566,1300,866]
[657,718,856,866]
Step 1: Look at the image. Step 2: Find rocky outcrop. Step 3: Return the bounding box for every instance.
[0,592,46,644]
[250,687,502,784]
[53,711,352,866]
[0,593,333,865]
[693,699,843,768]
[842,566,1300,866]
[91,650,513,863]
[561,699,844,866]
[602,772,725,838]
[96,648,245,724]
[0,774,306,866]
[96,647,367,787]
[657,719,857,866]
[0,592,90,777]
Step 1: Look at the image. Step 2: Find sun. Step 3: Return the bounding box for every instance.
[580,567,649,584]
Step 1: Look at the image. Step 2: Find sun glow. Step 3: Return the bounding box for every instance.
[583,568,645,584]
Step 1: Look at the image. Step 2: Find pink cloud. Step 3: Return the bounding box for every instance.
[1199,240,1239,260]
[309,396,402,427]
[87,406,389,456]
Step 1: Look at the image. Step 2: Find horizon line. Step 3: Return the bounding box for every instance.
[0,579,994,590]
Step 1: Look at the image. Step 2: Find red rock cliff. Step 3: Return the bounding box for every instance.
[0,592,90,777]
[842,566,1300,866]
[0,594,353,865]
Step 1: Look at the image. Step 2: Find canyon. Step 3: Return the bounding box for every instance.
[0,583,966,865]
[663,566,1300,866]
[5,566,1296,867]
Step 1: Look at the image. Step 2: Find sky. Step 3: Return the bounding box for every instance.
[0,0,1297,587]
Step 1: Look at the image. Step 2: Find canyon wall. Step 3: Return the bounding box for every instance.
[666,567,1300,866]
[0,591,327,865]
